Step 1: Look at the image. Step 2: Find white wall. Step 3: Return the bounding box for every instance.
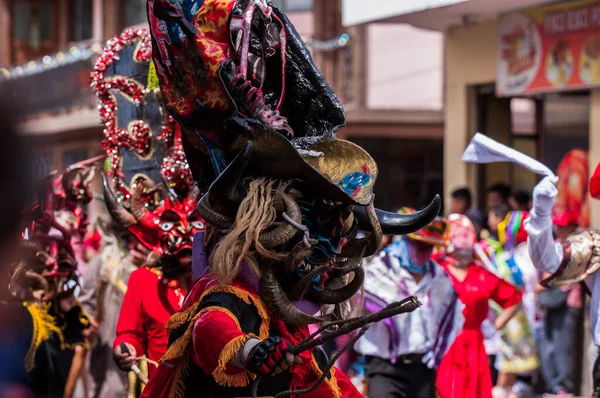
[367,23,443,110]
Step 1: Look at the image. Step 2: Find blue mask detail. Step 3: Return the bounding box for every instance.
[385,237,430,275]
[339,171,371,196]
[286,197,345,290]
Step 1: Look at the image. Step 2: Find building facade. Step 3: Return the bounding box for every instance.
[343,0,597,394]
[342,0,600,227]
[0,0,444,213]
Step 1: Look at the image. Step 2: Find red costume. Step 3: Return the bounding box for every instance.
[140,274,362,398]
[436,214,522,398]
[91,28,206,391]
[114,267,191,379]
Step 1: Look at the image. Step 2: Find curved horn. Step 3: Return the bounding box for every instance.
[258,191,303,249]
[260,265,325,326]
[130,178,160,227]
[8,262,27,296]
[307,266,364,305]
[24,270,50,294]
[61,166,83,194]
[9,262,50,298]
[362,204,383,257]
[284,241,313,274]
[286,264,332,302]
[83,165,99,186]
[355,195,441,236]
[102,174,137,228]
[197,142,252,228]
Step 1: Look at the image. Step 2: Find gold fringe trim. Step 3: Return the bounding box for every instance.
[212,334,257,388]
[166,301,202,330]
[168,360,190,398]
[198,306,242,330]
[162,284,270,362]
[162,321,195,362]
[196,285,270,340]
[162,306,242,361]
[310,355,342,398]
[23,302,62,372]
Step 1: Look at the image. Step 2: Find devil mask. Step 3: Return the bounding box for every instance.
[92,28,205,272]
[13,162,98,301]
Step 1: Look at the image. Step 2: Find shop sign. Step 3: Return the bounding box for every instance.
[497,0,600,96]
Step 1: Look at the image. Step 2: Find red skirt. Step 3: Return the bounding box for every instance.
[436,329,491,398]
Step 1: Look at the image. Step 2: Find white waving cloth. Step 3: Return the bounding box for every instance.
[462,133,556,179]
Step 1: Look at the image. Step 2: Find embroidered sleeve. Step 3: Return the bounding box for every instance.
[162,286,270,388]
[193,309,254,387]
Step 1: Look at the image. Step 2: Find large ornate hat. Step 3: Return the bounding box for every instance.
[397,207,446,246]
[146,1,440,326]
[147,0,440,232]
[92,28,205,266]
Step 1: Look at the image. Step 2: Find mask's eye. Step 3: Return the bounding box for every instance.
[191,220,205,230]
[159,221,175,231]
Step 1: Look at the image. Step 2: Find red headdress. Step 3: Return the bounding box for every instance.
[92,28,205,267]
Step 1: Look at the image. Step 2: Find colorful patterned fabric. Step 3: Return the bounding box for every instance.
[357,249,463,368]
[482,236,540,375]
[498,211,529,253]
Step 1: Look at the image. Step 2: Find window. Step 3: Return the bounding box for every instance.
[543,93,590,172]
[11,0,58,65]
[510,98,536,136]
[124,0,147,27]
[70,0,93,42]
[64,148,89,168]
[33,153,53,180]
[350,137,444,212]
[270,0,312,12]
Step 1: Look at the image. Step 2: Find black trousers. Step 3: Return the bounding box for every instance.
[364,355,436,398]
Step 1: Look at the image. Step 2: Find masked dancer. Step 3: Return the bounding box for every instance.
[8,165,95,396]
[88,28,206,390]
[526,173,600,395]
[355,209,463,398]
[138,0,442,397]
[437,214,522,398]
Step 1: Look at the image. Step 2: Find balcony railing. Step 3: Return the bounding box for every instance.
[0,43,101,117]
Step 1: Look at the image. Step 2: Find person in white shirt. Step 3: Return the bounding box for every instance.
[355,209,463,398]
[525,175,600,393]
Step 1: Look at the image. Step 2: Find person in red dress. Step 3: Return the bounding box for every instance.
[437,214,522,398]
